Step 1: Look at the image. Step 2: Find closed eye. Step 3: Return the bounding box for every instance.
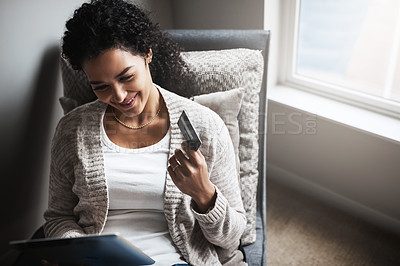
[93,84,109,91]
[119,74,134,82]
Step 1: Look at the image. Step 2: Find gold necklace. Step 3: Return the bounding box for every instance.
[112,100,162,130]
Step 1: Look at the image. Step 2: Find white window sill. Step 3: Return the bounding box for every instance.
[268,85,400,143]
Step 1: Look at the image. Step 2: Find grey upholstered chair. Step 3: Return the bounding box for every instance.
[166,29,269,266]
[26,29,269,266]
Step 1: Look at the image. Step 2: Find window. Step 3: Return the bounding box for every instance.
[279,0,400,117]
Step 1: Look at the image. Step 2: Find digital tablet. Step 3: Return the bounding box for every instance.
[9,233,155,265]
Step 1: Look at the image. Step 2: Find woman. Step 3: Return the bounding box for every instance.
[44,0,247,265]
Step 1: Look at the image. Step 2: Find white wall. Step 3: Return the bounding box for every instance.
[0,0,173,257]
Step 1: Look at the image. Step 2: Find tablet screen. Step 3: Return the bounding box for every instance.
[10,234,154,265]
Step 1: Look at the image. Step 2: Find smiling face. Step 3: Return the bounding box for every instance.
[82,48,157,119]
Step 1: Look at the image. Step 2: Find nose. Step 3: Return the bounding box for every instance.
[111,84,127,103]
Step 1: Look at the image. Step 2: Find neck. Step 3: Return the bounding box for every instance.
[137,86,161,124]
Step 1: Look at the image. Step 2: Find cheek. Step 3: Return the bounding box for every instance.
[93,91,111,102]
[136,67,152,84]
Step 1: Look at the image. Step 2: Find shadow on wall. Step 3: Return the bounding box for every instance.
[1,45,60,256]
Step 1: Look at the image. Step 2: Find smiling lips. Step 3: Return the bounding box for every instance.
[118,93,137,109]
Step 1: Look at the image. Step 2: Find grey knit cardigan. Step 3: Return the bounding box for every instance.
[43,87,247,265]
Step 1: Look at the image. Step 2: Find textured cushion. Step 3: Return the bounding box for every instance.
[192,88,244,177]
[181,48,263,245]
[59,48,264,245]
[59,58,95,114]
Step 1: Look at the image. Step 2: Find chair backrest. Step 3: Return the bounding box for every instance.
[167,28,269,230]
[166,30,269,266]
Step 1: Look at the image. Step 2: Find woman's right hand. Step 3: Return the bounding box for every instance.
[167,142,216,213]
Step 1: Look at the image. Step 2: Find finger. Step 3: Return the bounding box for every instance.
[168,154,180,169]
[181,141,191,154]
[168,164,185,185]
[167,165,177,177]
[174,148,187,161]
[174,149,191,172]
[168,154,186,175]
[181,141,202,163]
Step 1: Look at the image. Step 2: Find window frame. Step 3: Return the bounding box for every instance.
[278,0,400,118]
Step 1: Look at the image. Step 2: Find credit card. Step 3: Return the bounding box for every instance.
[178,110,202,151]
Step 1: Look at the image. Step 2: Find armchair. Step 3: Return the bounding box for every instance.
[166,30,269,266]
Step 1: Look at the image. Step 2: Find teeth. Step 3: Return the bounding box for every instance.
[124,98,133,105]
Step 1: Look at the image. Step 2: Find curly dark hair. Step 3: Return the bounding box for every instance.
[62,0,194,97]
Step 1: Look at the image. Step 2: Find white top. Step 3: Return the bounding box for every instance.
[100,118,186,266]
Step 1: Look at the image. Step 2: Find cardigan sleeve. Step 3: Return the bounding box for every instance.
[43,118,85,238]
[190,123,247,250]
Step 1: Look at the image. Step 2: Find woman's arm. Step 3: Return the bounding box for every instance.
[168,123,246,249]
[43,122,85,238]
[43,161,85,238]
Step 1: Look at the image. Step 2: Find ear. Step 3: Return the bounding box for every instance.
[145,49,153,64]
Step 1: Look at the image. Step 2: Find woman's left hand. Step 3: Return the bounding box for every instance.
[168,142,216,213]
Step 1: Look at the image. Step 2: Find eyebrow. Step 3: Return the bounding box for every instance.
[89,66,134,85]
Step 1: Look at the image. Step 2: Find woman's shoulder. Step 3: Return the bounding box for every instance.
[51,100,106,164]
[54,100,106,138]
[58,100,106,124]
